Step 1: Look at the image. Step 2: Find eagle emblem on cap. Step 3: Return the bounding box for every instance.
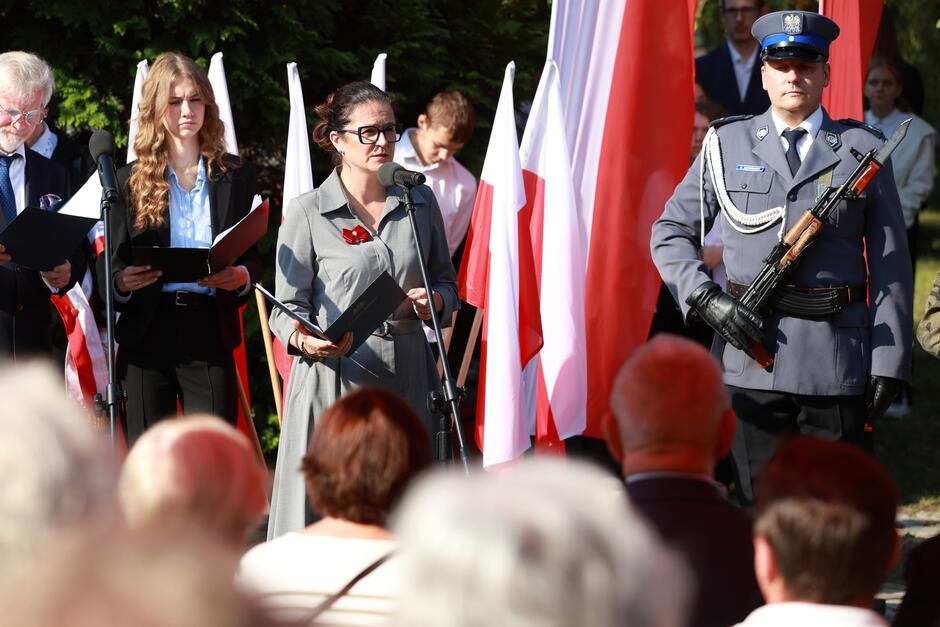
[783,13,803,35]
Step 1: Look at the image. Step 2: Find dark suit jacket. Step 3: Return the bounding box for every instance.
[0,149,81,358]
[48,126,94,192]
[627,475,763,627]
[894,534,940,627]
[695,43,770,116]
[101,154,261,350]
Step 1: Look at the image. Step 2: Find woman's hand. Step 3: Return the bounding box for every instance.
[292,320,353,359]
[116,265,162,294]
[198,265,250,291]
[41,260,72,290]
[407,287,442,320]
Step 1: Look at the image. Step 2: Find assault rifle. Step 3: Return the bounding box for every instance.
[740,118,911,370]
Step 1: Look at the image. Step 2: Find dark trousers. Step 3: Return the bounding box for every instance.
[118,294,237,446]
[728,385,866,506]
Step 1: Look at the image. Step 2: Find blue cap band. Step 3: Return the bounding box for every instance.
[761,33,830,52]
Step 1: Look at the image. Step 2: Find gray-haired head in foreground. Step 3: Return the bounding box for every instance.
[392,458,689,627]
[0,362,117,571]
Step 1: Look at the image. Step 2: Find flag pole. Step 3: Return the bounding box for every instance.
[457,308,482,388]
[254,290,283,426]
[233,369,266,466]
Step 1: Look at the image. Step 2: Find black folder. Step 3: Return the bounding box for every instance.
[255,271,408,357]
[132,199,269,282]
[0,207,98,271]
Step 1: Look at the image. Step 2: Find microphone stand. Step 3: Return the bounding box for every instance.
[94,186,124,448]
[401,186,470,475]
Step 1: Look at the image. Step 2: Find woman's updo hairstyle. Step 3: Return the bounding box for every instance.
[312,81,395,165]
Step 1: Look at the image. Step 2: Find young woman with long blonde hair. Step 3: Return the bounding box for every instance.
[102,52,260,444]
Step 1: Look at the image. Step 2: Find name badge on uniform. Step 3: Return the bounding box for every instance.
[736,164,766,173]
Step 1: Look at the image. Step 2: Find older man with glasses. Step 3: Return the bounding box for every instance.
[0,51,79,361]
[696,0,770,116]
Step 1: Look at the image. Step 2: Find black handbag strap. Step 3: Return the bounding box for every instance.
[305,551,395,624]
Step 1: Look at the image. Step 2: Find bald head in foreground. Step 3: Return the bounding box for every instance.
[607,334,763,627]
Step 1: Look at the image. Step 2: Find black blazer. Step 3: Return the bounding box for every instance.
[695,44,770,117]
[101,154,261,350]
[0,149,80,358]
[48,126,95,192]
[627,476,764,627]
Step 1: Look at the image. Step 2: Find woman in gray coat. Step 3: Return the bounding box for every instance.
[267,81,458,539]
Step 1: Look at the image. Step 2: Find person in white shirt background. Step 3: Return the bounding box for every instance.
[395,91,477,350]
[864,56,936,418]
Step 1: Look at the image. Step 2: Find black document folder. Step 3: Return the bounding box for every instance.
[0,207,98,271]
[132,198,269,282]
[255,271,408,357]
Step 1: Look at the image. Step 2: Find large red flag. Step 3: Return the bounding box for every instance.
[820,0,884,120]
[550,0,697,437]
[459,62,543,468]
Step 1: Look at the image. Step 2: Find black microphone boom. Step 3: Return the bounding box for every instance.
[378,162,426,188]
[89,129,121,204]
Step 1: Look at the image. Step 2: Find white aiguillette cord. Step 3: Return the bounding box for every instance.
[700,126,787,245]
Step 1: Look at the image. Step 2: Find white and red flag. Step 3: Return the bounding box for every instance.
[459,62,543,468]
[820,0,884,120]
[519,60,586,451]
[207,51,258,442]
[126,59,150,164]
[548,0,697,438]
[274,62,316,386]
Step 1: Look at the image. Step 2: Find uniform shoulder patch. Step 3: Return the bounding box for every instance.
[837,118,886,140]
[709,114,754,129]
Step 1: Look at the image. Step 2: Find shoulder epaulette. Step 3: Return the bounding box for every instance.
[837,118,886,140]
[709,114,754,129]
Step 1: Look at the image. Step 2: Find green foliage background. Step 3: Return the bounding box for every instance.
[5,1,938,468]
[0,0,550,454]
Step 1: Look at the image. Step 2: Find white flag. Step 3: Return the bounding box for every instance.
[208,52,239,154]
[370,53,387,91]
[283,62,314,213]
[126,59,150,164]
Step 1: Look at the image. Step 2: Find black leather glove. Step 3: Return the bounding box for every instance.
[686,281,765,351]
[865,376,902,421]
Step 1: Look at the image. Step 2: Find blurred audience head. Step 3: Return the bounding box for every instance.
[754,437,900,607]
[303,387,431,527]
[607,334,735,477]
[393,458,689,627]
[865,56,904,115]
[119,415,268,549]
[0,362,117,570]
[0,526,274,627]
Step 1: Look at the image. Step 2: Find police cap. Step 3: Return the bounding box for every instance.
[752,11,840,62]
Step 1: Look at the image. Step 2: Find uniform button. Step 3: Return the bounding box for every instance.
[741,183,748,190]
[788,192,797,201]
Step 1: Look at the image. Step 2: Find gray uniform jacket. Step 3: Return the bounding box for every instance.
[651,108,912,395]
[267,169,458,539]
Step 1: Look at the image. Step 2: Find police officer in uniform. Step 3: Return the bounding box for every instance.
[651,11,912,504]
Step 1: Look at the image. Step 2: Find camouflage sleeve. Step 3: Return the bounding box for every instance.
[916,268,940,358]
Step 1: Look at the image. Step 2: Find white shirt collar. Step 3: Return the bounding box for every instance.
[771,106,823,140]
[28,123,58,159]
[727,41,757,67]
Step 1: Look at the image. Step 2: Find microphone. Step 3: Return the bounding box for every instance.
[89,130,120,203]
[378,162,426,188]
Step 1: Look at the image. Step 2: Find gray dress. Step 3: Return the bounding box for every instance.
[267,169,458,539]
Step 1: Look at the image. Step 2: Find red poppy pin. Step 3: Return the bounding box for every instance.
[342,225,371,244]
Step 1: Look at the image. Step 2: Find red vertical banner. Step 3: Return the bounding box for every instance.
[581,0,697,436]
[821,0,884,120]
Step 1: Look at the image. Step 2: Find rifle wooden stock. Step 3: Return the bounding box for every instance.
[781,213,824,266]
